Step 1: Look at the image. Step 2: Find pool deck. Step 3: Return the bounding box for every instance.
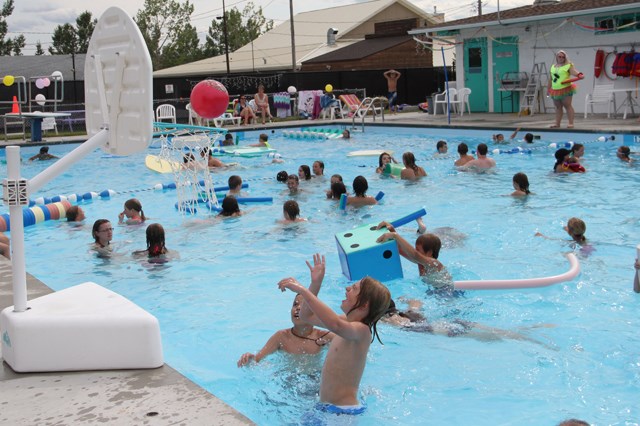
[0,110,637,424]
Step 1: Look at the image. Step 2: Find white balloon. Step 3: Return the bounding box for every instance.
[35,94,46,106]
[51,71,63,79]
[287,86,297,94]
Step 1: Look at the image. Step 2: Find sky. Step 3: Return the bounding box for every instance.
[7,0,535,55]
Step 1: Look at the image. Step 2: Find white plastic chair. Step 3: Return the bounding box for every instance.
[321,98,344,120]
[155,104,176,123]
[584,83,616,118]
[42,117,59,135]
[213,113,242,127]
[433,88,457,116]
[452,88,472,116]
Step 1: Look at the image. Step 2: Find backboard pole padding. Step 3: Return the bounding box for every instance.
[6,146,27,312]
[28,130,110,194]
[92,54,110,126]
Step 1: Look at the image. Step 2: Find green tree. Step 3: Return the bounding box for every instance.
[204,2,273,57]
[0,0,25,56]
[35,41,45,55]
[48,11,96,55]
[134,0,202,70]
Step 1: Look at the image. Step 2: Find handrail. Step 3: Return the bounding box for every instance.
[351,97,386,133]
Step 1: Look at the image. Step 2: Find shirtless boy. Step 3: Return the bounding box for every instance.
[464,143,496,171]
[383,69,401,114]
[278,255,390,413]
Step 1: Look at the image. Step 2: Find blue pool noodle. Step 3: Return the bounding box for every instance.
[389,208,427,229]
[339,193,347,210]
[375,191,385,201]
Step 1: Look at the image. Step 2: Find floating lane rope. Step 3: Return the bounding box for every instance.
[0,201,72,232]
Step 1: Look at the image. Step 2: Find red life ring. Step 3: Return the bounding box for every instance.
[594,49,605,78]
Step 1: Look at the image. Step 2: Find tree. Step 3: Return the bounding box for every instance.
[203,2,273,57]
[0,0,25,56]
[48,11,96,55]
[135,0,202,70]
[35,41,44,55]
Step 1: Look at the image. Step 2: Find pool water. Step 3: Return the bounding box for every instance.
[1,126,639,425]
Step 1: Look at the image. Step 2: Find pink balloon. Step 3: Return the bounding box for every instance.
[190,80,229,119]
[43,78,51,87]
[35,78,45,89]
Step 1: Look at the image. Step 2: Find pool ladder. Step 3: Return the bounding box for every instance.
[351,97,386,133]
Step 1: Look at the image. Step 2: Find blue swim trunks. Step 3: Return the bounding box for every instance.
[315,402,366,415]
[387,91,398,108]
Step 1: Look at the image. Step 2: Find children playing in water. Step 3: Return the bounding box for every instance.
[249,133,270,148]
[511,172,531,197]
[218,196,243,217]
[454,143,474,167]
[200,147,226,168]
[464,143,496,171]
[376,152,395,174]
[535,217,588,246]
[28,146,58,161]
[298,165,311,181]
[133,223,176,263]
[277,254,391,412]
[617,146,633,163]
[278,200,307,224]
[66,206,85,222]
[118,198,145,225]
[227,175,244,197]
[325,174,344,199]
[237,254,333,366]
[376,221,453,289]
[400,152,427,180]
[346,176,377,207]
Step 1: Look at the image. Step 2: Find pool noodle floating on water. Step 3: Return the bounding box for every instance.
[0,201,71,232]
[389,208,427,228]
[453,253,580,290]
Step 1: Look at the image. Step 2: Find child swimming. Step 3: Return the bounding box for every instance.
[118,198,145,225]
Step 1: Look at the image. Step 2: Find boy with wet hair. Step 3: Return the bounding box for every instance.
[346,176,377,207]
[280,200,306,223]
[278,254,391,414]
[227,175,243,197]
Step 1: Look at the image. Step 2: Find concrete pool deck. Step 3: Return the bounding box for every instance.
[0,110,637,424]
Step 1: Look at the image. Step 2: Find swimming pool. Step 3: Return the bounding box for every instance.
[1,125,639,425]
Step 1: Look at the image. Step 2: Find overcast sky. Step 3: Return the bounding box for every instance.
[7,0,534,55]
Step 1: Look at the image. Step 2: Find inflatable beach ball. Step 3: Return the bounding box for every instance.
[191,80,229,119]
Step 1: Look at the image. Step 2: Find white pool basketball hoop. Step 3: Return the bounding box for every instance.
[85,7,153,155]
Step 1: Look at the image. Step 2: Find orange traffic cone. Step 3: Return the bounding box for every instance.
[11,96,19,113]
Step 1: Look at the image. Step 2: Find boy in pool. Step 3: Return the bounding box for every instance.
[278,200,307,224]
[249,133,270,148]
[227,175,244,197]
[346,176,377,207]
[376,221,453,290]
[278,255,390,414]
[237,254,333,366]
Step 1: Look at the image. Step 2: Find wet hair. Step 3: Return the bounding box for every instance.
[225,133,234,140]
[330,173,343,183]
[288,173,299,183]
[386,299,426,323]
[346,277,391,344]
[352,175,369,197]
[524,133,534,143]
[283,200,300,220]
[477,143,488,156]
[228,175,242,190]
[145,223,166,257]
[222,133,235,146]
[567,217,586,242]
[259,133,268,142]
[571,143,584,156]
[343,129,350,139]
[378,152,392,167]
[554,148,571,170]
[618,146,631,159]
[330,181,347,199]
[219,196,240,217]
[457,143,468,155]
[276,170,288,182]
[557,420,590,426]
[417,233,442,259]
[124,198,146,222]
[91,219,110,244]
[66,206,82,222]
[183,153,196,164]
[313,160,324,173]
[299,165,311,180]
[402,152,419,171]
[39,146,49,154]
[436,140,447,152]
[513,172,530,194]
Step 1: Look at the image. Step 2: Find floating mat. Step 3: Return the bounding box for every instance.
[145,154,180,174]
[211,147,276,158]
[347,149,393,157]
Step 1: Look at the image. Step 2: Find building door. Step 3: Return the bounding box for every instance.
[492,37,520,113]
[464,38,488,112]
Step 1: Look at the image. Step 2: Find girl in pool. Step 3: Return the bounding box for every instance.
[617,146,633,163]
[400,152,427,180]
[237,254,334,367]
[218,196,243,218]
[376,152,396,174]
[91,219,114,257]
[325,174,343,198]
[278,200,307,224]
[511,172,531,197]
[298,165,311,181]
[570,143,585,162]
[346,176,377,207]
[118,198,146,225]
[553,148,585,173]
[536,217,589,248]
[133,223,176,262]
[327,181,347,200]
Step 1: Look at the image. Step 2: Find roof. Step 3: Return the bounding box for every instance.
[154,0,437,77]
[0,54,86,81]
[409,0,640,33]
[304,35,412,63]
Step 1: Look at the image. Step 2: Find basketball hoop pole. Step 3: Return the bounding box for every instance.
[4,130,110,312]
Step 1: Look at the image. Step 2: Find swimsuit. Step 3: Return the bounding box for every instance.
[316,402,366,415]
[388,91,398,109]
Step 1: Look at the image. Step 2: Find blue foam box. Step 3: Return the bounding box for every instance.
[335,223,403,282]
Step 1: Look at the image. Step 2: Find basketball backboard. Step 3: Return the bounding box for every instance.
[84,7,153,155]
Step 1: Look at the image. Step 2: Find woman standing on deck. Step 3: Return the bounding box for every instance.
[548,50,583,129]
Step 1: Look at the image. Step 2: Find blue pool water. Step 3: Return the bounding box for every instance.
[1,126,639,425]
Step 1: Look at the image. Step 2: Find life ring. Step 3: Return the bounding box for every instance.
[454,253,580,290]
[594,49,605,78]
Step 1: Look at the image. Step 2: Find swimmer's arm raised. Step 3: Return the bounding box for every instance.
[300,254,326,324]
[377,231,442,270]
[237,331,282,367]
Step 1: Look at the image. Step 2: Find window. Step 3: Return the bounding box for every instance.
[595,13,640,35]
